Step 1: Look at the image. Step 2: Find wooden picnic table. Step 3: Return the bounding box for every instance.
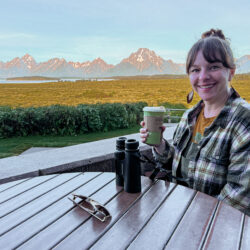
[0,172,249,250]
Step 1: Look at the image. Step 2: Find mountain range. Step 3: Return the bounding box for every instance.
[0,48,249,78]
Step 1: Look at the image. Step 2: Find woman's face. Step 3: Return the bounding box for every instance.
[188,50,235,104]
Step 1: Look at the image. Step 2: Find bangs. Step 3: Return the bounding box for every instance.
[186,36,235,73]
[202,38,226,65]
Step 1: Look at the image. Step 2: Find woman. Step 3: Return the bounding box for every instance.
[140,29,250,216]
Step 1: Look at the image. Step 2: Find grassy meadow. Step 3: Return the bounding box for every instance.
[1,75,249,108]
[0,75,250,107]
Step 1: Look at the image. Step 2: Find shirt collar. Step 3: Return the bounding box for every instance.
[187,88,241,129]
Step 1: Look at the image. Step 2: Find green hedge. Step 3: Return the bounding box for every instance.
[0,102,147,138]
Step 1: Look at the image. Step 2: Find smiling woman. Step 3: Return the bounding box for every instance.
[186,29,236,117]
[140,29,250,216]
[188,52,233,113]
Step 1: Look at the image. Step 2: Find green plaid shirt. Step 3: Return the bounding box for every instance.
[153,88,250,216]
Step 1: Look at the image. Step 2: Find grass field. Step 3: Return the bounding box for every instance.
[1,75,249,108]
[0,125,141,158]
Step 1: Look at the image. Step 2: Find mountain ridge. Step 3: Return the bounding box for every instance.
[0,48,249,77]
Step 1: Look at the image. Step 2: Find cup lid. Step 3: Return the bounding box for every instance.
[143,106,166,112]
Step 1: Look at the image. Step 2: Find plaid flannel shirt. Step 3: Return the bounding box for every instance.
[153,88,250,216]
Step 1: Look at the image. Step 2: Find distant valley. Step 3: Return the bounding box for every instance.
[0,48,250,78]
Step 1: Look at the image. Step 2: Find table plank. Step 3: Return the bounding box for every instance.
[241,215,250,250]
[0,173,78,218]
[18,178,122,249]
[90,181,176,250]
[164,192,218,250]
[0,178,30,193]
[0,173,114,249]
[0,174,57,204]
[54,178,158,250]
[0,172,99,236]
[128,185,196,249]
[202,202,244,250]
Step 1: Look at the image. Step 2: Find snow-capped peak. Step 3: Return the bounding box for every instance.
[21,54,36,64]
[121,48,164,72]
[137,49,144,62]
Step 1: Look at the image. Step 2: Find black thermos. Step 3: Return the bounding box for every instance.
[114,137,127,186]
[124,139,141,193]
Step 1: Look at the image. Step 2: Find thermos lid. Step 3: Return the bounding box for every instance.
[125,139,139,151]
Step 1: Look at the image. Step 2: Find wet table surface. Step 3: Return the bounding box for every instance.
[0,172,249,250]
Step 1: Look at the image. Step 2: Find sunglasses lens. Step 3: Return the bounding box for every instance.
[80,199,95,213]
[70,194,111,222]
[95,205,110,216]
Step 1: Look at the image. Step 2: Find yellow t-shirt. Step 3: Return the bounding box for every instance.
[192,107,217,144]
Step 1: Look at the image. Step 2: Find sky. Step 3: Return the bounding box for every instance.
[1,0,250,65]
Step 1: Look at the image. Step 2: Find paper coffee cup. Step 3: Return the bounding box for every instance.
[143,106,166,145]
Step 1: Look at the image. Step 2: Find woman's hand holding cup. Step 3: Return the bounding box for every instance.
[141,106,166,149]
[140,120,166,154]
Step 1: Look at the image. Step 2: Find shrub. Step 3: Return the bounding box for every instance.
[94,103,129,132]
[0,102,148,138]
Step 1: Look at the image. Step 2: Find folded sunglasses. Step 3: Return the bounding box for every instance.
[68,194,111,222]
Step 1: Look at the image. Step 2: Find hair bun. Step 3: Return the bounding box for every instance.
[202,29,226,40]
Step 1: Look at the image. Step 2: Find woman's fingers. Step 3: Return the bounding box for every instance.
[140,121,148,143]
[140,121,166,145]
[139,127,147,133]
[140,128,148,137]
[140,121,145,127]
